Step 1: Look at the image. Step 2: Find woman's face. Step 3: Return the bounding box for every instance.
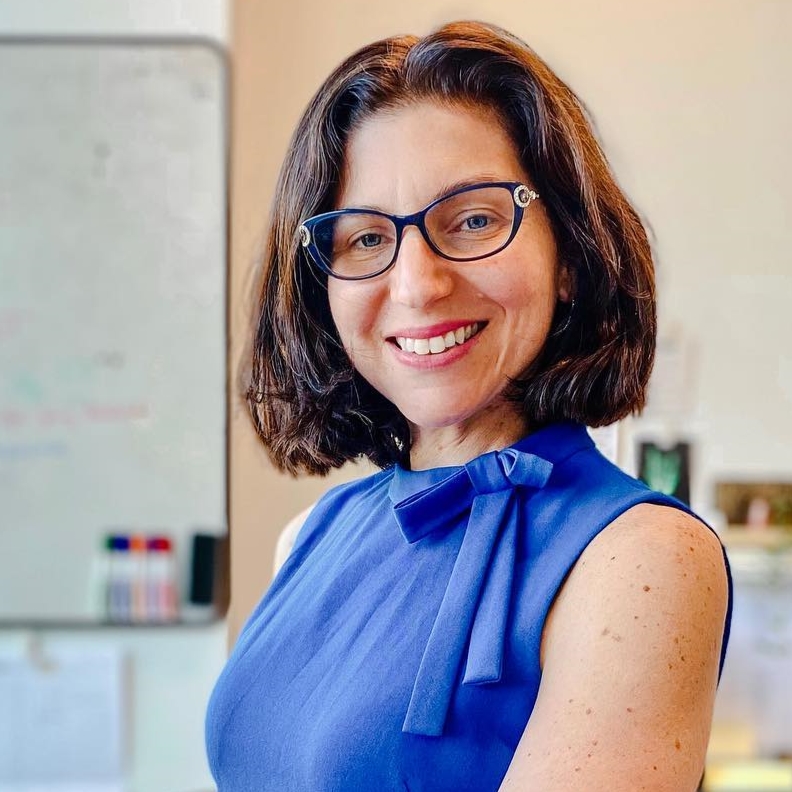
[327,100,570,459]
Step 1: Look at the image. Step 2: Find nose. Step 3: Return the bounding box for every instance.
[388,226,454,309]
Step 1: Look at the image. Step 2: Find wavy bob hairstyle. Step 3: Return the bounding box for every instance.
[248,20,656,475]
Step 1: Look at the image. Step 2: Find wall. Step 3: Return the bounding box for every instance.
[0,5,228,792]
[230,0,790,632]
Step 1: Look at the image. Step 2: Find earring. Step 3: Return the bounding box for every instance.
[550,299,576,337]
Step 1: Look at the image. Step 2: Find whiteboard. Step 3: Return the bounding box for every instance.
[0,39,227,622]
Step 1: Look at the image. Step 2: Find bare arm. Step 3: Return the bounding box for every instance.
[272,504,315,577]
[499,503,729,792]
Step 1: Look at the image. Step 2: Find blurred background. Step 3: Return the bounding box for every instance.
[0,1,789,790]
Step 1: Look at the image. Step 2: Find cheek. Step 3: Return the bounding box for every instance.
[327,281,353,339]
[327,282,377,356]
[483,229,560,299]
[482,267,557,314]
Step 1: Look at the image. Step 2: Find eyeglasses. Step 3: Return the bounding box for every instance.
[298,181,540,281]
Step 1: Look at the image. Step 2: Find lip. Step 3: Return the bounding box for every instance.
[386,321,485,369]
[385,319,485,341]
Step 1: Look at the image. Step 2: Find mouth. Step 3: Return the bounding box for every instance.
[388,322,484,356]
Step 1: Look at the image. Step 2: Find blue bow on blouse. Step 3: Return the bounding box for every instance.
[388,447,554,737]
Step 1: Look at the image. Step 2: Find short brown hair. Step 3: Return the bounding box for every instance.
[248,21,656,475]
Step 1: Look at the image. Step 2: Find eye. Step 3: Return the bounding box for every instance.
[355,232,383,248]
[450,211,498,235]
[462,214,490,231]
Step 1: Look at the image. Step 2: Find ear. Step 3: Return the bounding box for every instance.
[557,262,575,303]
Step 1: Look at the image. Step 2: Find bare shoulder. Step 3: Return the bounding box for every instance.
[501,504,730,792]
[273,503,316,576]
[540,502,730,676]
[573,502,729,609]
[542,503,728,645]
[593,501,727,565]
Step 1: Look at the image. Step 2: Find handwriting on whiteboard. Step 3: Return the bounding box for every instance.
[0,404,150,430]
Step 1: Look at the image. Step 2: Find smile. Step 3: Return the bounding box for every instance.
[393,322,482,355]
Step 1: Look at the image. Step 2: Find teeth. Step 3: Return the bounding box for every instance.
[429,336,446,353]
[395,323,480,354]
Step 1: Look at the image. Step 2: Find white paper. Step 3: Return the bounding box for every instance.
[0,647,125,790]
[588,423,620,466]
[643,330,693,420]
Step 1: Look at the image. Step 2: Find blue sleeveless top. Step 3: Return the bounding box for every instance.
[206,422,732,792]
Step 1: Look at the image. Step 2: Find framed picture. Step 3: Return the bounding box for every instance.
[637,441,691,505]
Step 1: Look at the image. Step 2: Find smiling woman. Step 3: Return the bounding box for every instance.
[206,20,732,792]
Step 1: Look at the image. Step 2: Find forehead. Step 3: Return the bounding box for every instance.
[336,100,527,212]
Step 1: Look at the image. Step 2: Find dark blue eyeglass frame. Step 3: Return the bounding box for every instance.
[298,180,540,281]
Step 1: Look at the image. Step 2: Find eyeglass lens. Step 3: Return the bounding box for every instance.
[311,185,517,278]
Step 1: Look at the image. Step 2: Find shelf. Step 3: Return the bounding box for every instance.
[0,614,223,631]
[720,527,792,551]
[704,759,792,791]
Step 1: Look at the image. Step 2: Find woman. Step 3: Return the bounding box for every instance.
[207,21,732,792]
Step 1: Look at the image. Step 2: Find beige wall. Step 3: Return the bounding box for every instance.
[229,0,791,641]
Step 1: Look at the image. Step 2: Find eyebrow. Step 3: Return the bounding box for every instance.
[340,174,509,214]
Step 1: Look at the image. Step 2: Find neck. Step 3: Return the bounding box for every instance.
[408,404,530,470]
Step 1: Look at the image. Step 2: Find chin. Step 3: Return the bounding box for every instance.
[397,399,491,433]
[398,404,470,431]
